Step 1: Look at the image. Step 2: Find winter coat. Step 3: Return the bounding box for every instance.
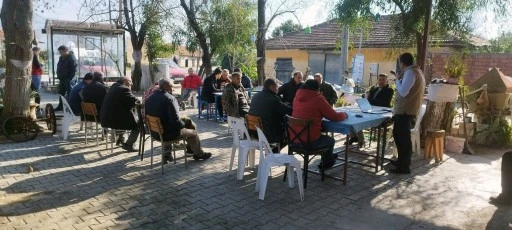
[201,74,219,103]
[222,83,249,118]
[82,81,109,116]
[100,83,138,130]
[145,90,185,141]
[367,84,394,108]
[249,88,292,143]
[56,54,77,81]
[69,81,88,115]
[291,88,348,142]
[277,79,302,105]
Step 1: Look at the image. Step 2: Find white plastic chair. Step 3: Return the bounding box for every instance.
[392,103,427,157]
[228,116,259,180]
[255,127,304,201]
[59,95,82,140]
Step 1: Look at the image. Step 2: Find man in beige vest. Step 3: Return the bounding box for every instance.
[389,53,425,174]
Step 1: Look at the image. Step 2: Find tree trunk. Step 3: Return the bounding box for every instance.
[256,0,266,86]
[420,101,455,146]
[132,55,142,91]
[0,0,33,120]
[419,0,432,72]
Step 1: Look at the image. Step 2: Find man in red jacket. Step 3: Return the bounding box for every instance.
[31,47,43,93]
[181,68,202,106]
[291,79,349,169]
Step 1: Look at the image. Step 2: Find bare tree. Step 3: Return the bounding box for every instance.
[0,0,34,119]
[256,0,308,85]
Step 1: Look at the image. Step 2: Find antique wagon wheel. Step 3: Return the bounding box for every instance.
[2,116,39,142]
[45,103,57,134]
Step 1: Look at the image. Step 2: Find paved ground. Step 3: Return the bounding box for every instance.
[0,90,511,230]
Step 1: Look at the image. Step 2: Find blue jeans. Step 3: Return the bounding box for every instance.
[31,75,41,92]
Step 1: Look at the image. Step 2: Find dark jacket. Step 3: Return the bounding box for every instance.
[319,82,338,106]
[100,83,138,130]
[241,74,251,88]
[145,90,185,141]
[201,74,219,103]
[277,79,302,105]
[56,54,77,81]
[249,88,292,143]
[82,81,109,116]
[367,84,394,108]
[69,81,88,115]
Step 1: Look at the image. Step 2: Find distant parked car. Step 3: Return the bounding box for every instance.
[156,58,187,84]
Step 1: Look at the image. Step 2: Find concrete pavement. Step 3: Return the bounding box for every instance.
[0,90,511,229]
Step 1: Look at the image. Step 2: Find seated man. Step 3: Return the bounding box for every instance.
[291,80,348,169]
[249,78,292,152]
[145,78,212,162]
[490,151,512,205]
[314,73,338,106]
[100,77,140,152]
[278,71,303,105]
[233,68,251,89]
[82,71,108,118]
[69,73,93,115]
[366,73,394,107]
[181,68,202,105]
[222,72,250,118]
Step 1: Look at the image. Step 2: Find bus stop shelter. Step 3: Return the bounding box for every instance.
[43,20,125,85]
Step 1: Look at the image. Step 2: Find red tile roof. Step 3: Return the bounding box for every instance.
[266,15,488,50]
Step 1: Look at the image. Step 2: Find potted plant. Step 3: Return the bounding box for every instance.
[444,53,467,85]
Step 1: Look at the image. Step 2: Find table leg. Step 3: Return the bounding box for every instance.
[343,135,349,185]
[375,125,381,173]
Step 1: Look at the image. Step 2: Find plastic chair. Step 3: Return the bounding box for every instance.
[228,116,259,180]
[81,102,100,146]
[59,95,82,140]
[245,113,280,151]
[392,103,427,157]
[146,115,188,174]
[286,115,330,189]
[255,127,304,201]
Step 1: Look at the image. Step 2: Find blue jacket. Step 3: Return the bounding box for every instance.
[69,81,88,115]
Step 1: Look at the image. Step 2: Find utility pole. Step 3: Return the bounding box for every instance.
[340,26,349,85]
[419,0,432,71]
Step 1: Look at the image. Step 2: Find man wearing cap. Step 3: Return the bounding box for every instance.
[55,45,77,111]
[69,73,93,116]
[101,77,140,152]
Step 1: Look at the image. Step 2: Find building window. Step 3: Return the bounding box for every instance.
[185,59,189,67]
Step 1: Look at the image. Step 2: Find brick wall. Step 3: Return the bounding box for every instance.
[426,53,512,85]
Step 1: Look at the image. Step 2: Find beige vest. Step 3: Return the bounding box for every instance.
[393,65,425,116]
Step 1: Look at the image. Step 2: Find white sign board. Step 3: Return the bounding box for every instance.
[369,63,379,76]
[351,54,364,86]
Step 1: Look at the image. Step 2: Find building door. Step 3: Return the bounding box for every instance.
[308,53,325,77]
[325,54,341,84]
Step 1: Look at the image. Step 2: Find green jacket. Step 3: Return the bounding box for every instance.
[222,83,249,118]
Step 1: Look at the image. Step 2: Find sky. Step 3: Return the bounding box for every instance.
[21,0,512,45]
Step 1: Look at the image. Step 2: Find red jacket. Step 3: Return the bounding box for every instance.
[291,88,348,143]
[181,74,202,90]
[31,55,43,76]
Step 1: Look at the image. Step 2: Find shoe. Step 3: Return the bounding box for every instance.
[54,106,63,111]
[121,143,137,152]
[193,152,212,160]
[388,159,399,167]
[388,166,411,174]
[163,154,173,165]
[116,137,125,146]
[318,154,338,170]
[490,194,512,205]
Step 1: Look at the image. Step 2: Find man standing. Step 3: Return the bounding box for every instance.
[292,80,348,169]
[55,45,77,111]
[249,78,292,152]
[233,68,251,89]
[278,71,303,105]
[82,71,109,117]
[68,73,93,116]
[366,73,394,108]
[181,68,202,105]
[100,77,140,152]
[222,72,250,118]
[389,53,426,174]
[31,47,43,93]
[145,78,212,162]
[313,73,338,106]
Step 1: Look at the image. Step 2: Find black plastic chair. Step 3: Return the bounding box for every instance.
[285,115,330,188]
